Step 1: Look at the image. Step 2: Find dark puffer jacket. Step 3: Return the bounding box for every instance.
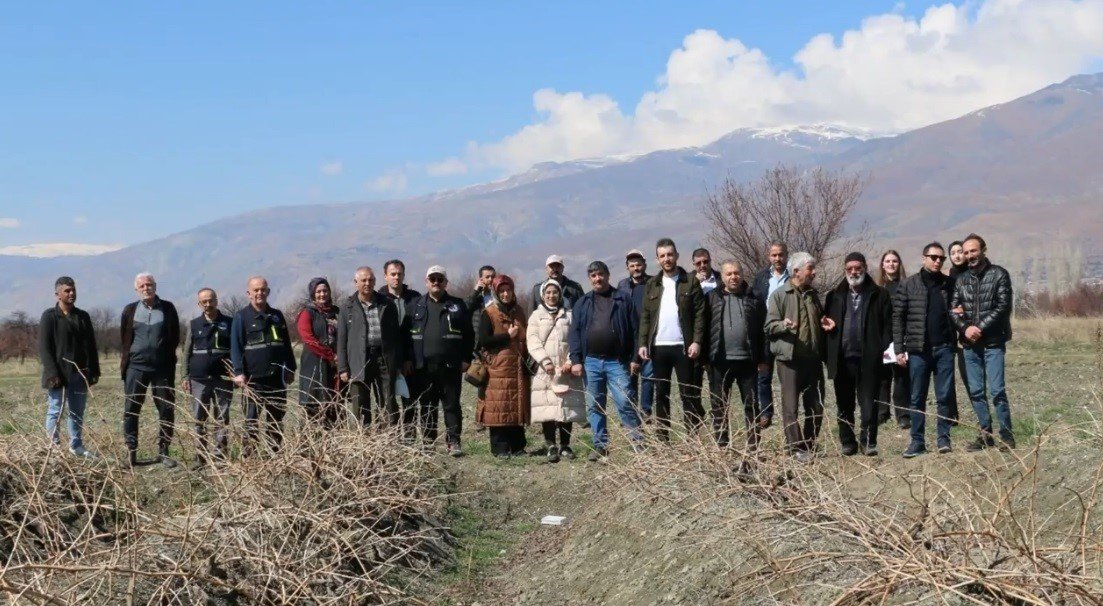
[706,283,765,364]
[950,259,1013,347]
[892,270,953,355]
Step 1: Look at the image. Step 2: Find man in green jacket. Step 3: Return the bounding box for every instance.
[637,238,707,441]
[764,252,827,462]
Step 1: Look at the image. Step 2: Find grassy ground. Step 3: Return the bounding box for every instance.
[2,316,1101,604]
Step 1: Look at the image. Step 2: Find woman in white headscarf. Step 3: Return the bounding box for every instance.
[526,279,585,462]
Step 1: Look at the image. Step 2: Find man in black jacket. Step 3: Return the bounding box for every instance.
[120,272,180,468]
[230,276,296,454]
[379,259,422,435]
[705,260,765,449]
[407,265,473,456]
[952,233,1015,451]
[823,253,892,456]
[893,243,956,458]
[617,249,653,417]
[465,265,496,337]
[181,287,234,467]
[39,276,100,459]
[751,240,790,427]
[337,266,404,429]
[530,254,585,313]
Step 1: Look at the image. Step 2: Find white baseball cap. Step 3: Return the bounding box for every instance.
[545,254,564,266]
[425,265,448,278]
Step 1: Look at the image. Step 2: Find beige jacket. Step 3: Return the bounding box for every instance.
[526,306,586,424]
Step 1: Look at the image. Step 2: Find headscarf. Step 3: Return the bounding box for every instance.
[491,274,516,311]
[540,279,563,314]
[307,277,331,309]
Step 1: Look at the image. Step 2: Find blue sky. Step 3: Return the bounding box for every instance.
[2,1,1101,254]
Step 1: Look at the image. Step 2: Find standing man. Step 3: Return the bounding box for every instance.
[120,273,180,468]
[764,252,826,462]
[617,249,654,418]
[407,265,473,455]
[952,233,1015,451]
[529,255,585,313]
[637,238,707,442]
[569,261,642,460]
[379,259,422,434]
[751,240,790,428]
[893,243,957,458]
[691,248,722,296]
[181,287,234,467]
[230,276,296,455]
[823,254,892,457]
[337,266,403,428]
[705,261,765,450]
[39,276,100,458]
[465,265,496,337]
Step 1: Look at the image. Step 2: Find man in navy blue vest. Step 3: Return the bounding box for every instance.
[182,287,234,468]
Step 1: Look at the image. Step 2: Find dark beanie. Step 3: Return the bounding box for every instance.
[844,252,867,265]
[587,260,610,276]
[307,276,331,300]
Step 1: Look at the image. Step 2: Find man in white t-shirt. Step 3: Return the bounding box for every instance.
[637,238,707,441]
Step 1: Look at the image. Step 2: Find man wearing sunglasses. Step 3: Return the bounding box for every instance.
[892,243,957,458]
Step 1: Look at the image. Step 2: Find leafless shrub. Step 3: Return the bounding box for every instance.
[704,166,867,288]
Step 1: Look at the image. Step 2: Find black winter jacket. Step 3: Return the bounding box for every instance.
[705,283,765,364]
[638,267,707,350]
[38,305,100,388]
[824,276,892,380]
[119,298,180,379]
[950,259,1013,347]
[892,270,953,355]
[529,276,585,314]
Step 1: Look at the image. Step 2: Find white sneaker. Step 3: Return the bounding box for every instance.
[69,446,98,459]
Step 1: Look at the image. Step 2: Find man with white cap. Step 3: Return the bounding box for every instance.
[406,265,474,455]
[529,254,585,314]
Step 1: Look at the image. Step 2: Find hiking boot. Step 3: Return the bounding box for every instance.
[998,436,1017,451]
[546,448,560,463]
[559,446,576,460]
[587,447,607,462]
[863,445,879,457]
[937,440,952,454]
[494,452,511,460]
[190,457,207,472]
[124,450,138,469]
[447,443,464,458]
[757,415,773,430]
[897,418,911,430]
[840,443,859,457]
[965,435,995,452]
[794,450,813,464]
[160,454,179,469]
[902,443,927,458]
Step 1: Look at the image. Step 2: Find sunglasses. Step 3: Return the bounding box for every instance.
[428,276,446,284]
[925,255,946,261]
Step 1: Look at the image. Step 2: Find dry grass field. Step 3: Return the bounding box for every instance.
[0,316,1100,604]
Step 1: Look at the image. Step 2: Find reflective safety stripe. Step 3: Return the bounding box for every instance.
[411,334,424,340]
[243,343,281,351]
[442,334,463,339]
[191,348,230,354]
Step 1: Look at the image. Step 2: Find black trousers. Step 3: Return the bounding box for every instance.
[541,421,572,446]
[190,378,233,458]
[488,426,527,455]
[411,362,463,445]
[878,363,911,424]
[834,359,881,450]
[651,345,703,440]
[123,367,175,453]
[708,359,760,448]
[243,376,287,453]
[348,356,394,428]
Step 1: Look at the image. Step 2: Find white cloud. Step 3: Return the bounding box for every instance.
[73,216,87,225]
[459,0,1103,173]
[320,160,344,176]
[367,169,408,194]
[0,218,20,229]
[426,157,469,176]
[0,242,124,257]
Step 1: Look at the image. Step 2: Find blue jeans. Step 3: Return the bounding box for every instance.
[45,373,88,450]
[584,357,642,448]
[908,345,955,447]
[963,345,1013,441]
[757,355,775,419]
[626,359,654,416]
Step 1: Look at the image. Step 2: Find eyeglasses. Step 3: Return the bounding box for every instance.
[925,255,946,261]
[428,276,446,284]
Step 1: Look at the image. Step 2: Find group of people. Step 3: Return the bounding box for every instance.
[37,233,1014,468]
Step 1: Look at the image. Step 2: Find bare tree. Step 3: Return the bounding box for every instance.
[221,294,249,316]
[0,311,37,364]
[87,306,119,355]
[704,166,867,287]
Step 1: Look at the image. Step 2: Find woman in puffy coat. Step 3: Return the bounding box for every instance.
[297,277,342,428]
[526,280,585,463]
[476,275,531,458]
